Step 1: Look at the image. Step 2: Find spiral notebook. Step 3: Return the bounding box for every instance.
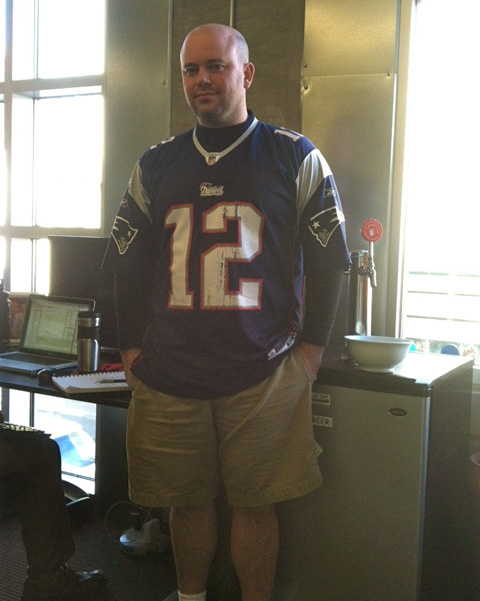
[52,370,129,394]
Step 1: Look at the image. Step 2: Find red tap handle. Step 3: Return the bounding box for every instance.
[361,219,383,243]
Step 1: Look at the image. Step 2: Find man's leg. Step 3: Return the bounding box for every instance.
[213,350,320,601]
[1,437,75,576]
[230,504,279,601]
[170,501,218,595]
[1,435,106,600]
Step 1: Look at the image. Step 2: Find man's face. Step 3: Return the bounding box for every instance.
[181,28,254,128]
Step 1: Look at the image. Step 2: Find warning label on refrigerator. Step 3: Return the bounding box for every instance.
[312,391,331,405]
[312,415,333,428]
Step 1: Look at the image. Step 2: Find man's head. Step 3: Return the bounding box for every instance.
[180,24,255,128]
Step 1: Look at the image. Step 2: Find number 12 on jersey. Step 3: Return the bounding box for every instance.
[165,202,265,310]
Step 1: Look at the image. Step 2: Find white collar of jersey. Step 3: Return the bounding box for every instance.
[193,118,258,165]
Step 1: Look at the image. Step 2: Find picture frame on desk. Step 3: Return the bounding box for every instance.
[9,293,29,346]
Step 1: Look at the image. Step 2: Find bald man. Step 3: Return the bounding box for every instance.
[105,23,349,601]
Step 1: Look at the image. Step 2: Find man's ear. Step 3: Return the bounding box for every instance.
[244,62,255,89]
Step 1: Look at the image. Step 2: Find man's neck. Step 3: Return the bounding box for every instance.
[195,111,254,151]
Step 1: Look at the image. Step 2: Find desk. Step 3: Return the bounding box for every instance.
[0,369,131,511]
[0,369,131,409]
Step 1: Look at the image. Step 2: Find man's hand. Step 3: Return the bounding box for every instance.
[296,342,326,381]
[120,348,143,385]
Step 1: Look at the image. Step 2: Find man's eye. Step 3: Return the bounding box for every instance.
[183,67,197,76]
[208,64,225,72]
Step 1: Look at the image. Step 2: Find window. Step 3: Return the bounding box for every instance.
[0,0,105,293]
[0,0,106,494]
[401,0,480,364]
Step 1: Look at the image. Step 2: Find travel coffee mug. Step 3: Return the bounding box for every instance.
[77,311,101,373]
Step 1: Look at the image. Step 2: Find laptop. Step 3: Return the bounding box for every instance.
[0,294,95,376]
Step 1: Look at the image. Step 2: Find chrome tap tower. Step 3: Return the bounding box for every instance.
[345,219,383,337]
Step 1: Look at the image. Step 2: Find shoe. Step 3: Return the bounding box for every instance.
[21,564,107,600]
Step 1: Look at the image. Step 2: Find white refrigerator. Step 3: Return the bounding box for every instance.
[273,351,473,601]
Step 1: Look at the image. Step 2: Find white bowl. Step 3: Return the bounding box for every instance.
[344,335,411,373]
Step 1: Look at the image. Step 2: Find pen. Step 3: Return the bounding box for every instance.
[98,378,127,383]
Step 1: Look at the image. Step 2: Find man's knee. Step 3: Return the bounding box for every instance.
[171,501,216,522]
[232,504,276,523]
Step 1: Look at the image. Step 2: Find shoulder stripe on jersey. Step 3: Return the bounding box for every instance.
[296,148,333,219]
[128,162,153,224]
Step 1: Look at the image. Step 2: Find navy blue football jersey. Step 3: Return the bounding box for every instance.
[105,113,350,398]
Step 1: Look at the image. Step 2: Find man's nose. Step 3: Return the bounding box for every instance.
[196,67,211,85]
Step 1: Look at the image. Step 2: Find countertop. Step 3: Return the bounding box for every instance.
[316,346,474,395]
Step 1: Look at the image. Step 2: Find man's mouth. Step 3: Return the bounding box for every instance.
[195,91,216,100]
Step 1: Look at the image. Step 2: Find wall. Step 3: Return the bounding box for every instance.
[302,0,401,342]
[102,0,171,234]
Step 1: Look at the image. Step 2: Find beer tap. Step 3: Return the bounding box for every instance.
[359,219,383,289]
[344,219,383,341]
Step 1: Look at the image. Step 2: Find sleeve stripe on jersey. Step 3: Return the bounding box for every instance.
[295,148,333,220]
[128,162,153,224]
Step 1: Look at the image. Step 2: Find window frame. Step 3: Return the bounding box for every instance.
[0,0,106,293]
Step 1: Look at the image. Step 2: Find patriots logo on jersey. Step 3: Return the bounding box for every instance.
[308,206,345,248]
[111,216,138,255]
[200,182,224,197]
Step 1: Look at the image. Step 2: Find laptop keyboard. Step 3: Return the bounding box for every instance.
[0,422,50,438]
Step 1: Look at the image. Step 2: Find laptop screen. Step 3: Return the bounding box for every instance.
[21,295,95,356]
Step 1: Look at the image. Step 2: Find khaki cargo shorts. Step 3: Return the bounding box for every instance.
[126,348,322,507]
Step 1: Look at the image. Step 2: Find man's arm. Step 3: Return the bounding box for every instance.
[102,162,156,368]
[299,266,345,378]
